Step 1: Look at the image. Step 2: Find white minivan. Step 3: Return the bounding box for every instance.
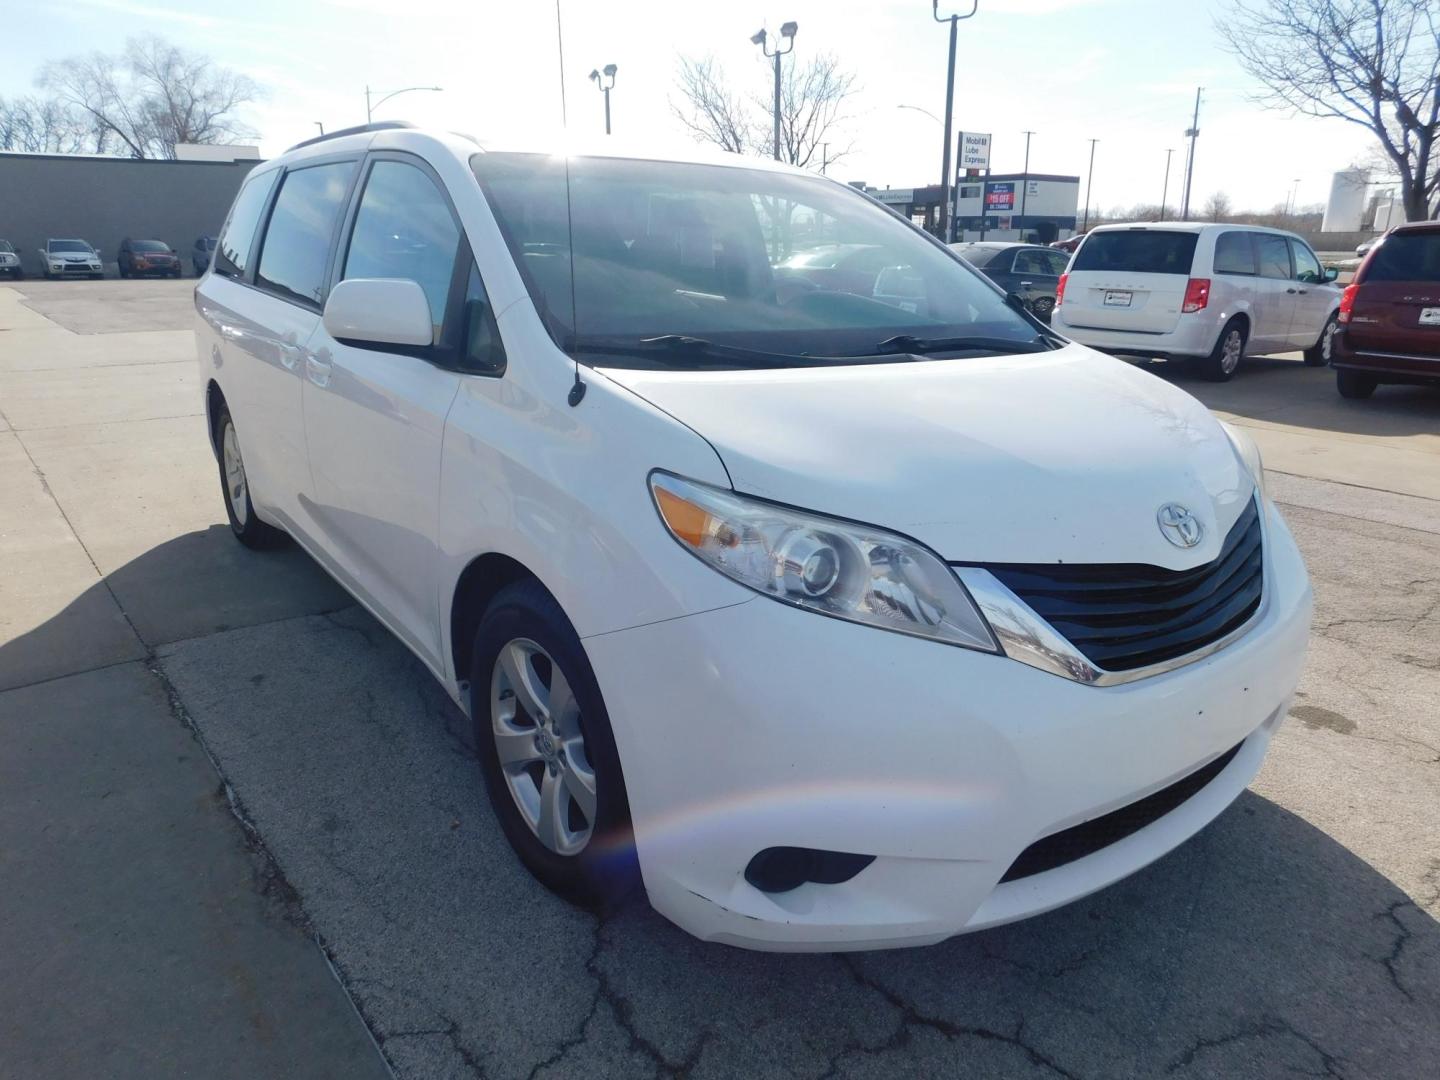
[195,124,1312,951]
[1053,222,1342,380]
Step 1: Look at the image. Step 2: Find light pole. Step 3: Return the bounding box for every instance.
[1181,86,1202,219]
[588,64,617,134]
[896,104,942,124]
[365,84,442,124]
[932,1,979,243]
[751,21,797,161]
[314,121,325,136]
[1287,177,1302,218]
[1082,138,1099,232]
[1019,130,1035,237]
[1160,148,1174,221]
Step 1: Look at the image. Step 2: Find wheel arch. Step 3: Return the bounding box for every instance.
[204,379,226,458]
[447,552,561,688]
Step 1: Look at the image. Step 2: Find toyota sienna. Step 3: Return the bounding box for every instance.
[194,123,1312,951]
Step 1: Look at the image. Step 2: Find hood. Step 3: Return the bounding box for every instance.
[601,343,1253,569]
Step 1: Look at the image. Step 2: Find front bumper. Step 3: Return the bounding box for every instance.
[1054,312,1218,359]
[584,500,1312,951]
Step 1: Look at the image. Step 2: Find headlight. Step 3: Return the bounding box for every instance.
[1220,421,1266,503]
[650,472,998,651]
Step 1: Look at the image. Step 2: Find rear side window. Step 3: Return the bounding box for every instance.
[256,161,357,307]
[1213,232,1255,275]
[1072,231,1198,275]
[1366,233,1440,283]
[1013,249,1066,275]
[342,160,461,338]
[215,170,279,278]
[1254,234,1291,280]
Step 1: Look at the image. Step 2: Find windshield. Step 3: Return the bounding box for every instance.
[471,153,1040,368]
[50,240,92,253]
[1072,230,1197,275]
[133,240,169,253]
[0,241,13,253]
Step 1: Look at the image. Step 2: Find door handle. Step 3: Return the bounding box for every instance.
[1019,281,1033,288]
[277,341,301,370]
[304,351,332,388]
[1286,287,1298,294]
[1297,288,1309,294]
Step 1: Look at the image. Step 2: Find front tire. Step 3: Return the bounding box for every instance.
[212,402,286,548]
[1336,369,1378,399]
[470,580,638,908]
[1196,318,1247,382]
[1304,314,1338,366]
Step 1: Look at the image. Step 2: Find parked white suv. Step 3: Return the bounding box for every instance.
[39,238,104,279]
[194,124,1312,951]
[1053,222,1342,380]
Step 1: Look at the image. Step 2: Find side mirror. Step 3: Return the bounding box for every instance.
[323,278,433,347]
[1323,267,1340,283]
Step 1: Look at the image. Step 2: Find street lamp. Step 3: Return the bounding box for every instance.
[932,1,979,243]
[365,85,442,124]
[589,64,618,134]
[1160,148,1174,221]
[896,104,942,124]
[751,20,797,161]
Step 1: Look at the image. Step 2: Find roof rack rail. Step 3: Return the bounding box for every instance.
[286,120,415,153]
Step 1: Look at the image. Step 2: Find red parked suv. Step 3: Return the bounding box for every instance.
[1332,221,1440,399]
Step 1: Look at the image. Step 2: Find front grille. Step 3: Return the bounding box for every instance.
[1000,740,1243,882]
[980,499,1262,672]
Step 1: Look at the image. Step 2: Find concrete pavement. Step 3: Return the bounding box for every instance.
[1,279,1437,1079]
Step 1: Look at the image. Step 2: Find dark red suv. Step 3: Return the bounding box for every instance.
[1332,221,1440,399]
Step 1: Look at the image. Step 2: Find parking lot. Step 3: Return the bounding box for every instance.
[2,278,1437,1079]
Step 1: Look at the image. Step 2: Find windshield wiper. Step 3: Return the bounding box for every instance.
[573,335,919,369]
[872,334,1058,356]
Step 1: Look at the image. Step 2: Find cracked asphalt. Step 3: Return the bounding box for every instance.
[3,281,1438,1079]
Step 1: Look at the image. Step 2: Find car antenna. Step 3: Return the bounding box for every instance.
[555,0,586,407]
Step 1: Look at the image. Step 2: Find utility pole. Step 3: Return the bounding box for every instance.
[1019,129,1035,237]
[932,2,979,243]
[1160,148,1174,221]
[1082,138,1098,232]
[1181,86,1202,220]
[751,22,798,161]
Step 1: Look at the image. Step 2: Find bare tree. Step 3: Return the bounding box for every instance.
[0,95,109,154]
[764,53,857,170]
[39,35,260,159]
[671,52,857,169]
[1218,0,1439,221]
[1202,191,1234,221]
[672,56,753,154]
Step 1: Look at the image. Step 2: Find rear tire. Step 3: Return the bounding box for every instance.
[470,580,639,909]
[212,402,286,548]
[1336,369,1378,400]
[1304,314,1338,366]
[1196,318,1247,382]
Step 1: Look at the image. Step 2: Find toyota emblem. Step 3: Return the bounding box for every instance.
[1157,503,1203,548]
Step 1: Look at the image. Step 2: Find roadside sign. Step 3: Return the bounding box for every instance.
[959,132,991,171]
[985,181,1016,211]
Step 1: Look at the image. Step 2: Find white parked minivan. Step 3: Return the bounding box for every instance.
[1053,222,1342,380]
[195,123,1312,951]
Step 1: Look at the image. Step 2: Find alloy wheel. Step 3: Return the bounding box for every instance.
[490,638,597,856]
[221,421,249,527]
[1221,329,1243,375]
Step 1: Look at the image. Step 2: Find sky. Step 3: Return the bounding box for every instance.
[2,0,1377,214]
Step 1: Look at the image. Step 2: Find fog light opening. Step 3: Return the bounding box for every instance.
[743,846,876,894]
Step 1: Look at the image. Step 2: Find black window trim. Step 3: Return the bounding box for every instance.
[327,149,507,377]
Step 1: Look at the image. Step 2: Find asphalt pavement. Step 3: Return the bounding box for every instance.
[1,279,1437,1079]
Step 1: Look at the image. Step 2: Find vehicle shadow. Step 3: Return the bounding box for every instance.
[3,537,1436,1079]
[1127,354,1440,441]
